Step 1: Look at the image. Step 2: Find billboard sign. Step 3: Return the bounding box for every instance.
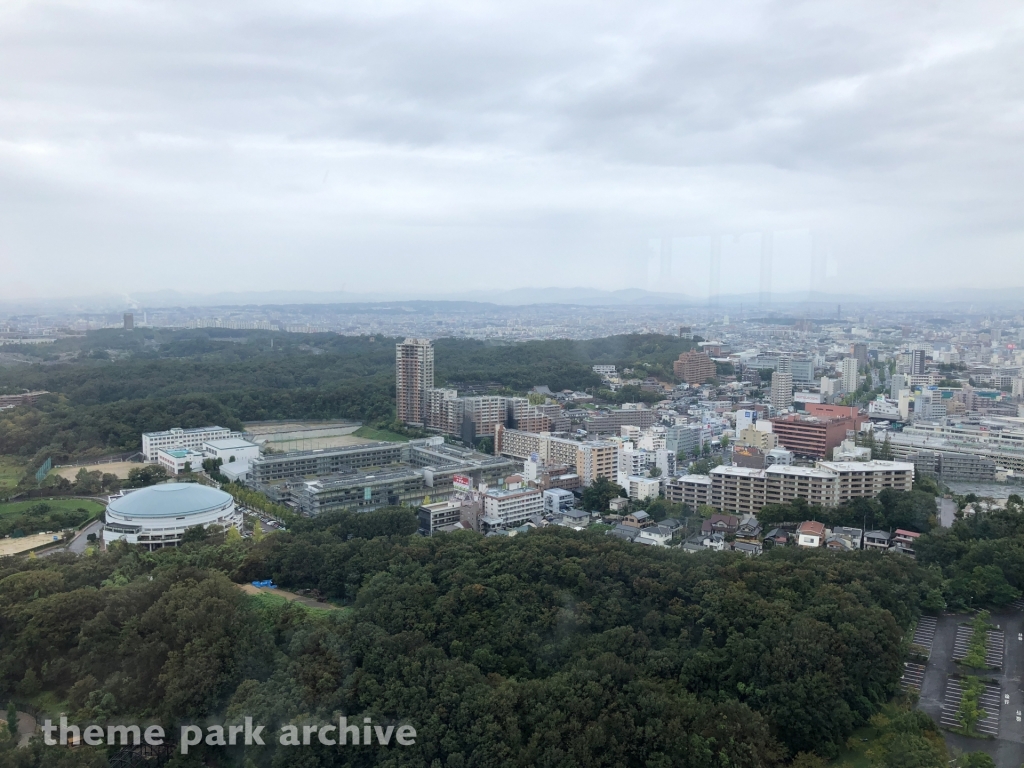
[452,474,472,491]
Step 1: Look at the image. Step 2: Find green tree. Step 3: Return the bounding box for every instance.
[74,467,102,494]
[126,464,168,488]
[6,702,16,738]
[956,677,986,735]
[580,476,627,512]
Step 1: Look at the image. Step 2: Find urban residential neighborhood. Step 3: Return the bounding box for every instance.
[3,0,1024,765]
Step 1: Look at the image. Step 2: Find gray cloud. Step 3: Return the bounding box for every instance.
[0,0,1022,300]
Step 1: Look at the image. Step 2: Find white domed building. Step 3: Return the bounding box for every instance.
[103,484,240,550]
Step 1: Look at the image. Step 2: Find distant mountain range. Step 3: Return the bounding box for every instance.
[2,286,1023,313]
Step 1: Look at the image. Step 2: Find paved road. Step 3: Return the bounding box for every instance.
[68,519,103,553]
[38,518,103,558]
[16,711,35,748]
[938,497,957,528]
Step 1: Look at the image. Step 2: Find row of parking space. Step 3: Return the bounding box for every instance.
[986,631,1006,668]
[940,677,1001,737]
[911,616,937,656]
[900,663,926,693]
[952,625,1004,668]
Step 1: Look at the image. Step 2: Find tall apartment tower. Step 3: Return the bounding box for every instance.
[123,312,134,331]
[911,349,926,376]
[891,373,908,400]
[396,338,434,427]
[770,371,793,412]
[850,343,868,368]
[841,357,859,394]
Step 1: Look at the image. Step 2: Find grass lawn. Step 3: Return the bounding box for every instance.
[0,498,105,518]
[0,458,26,492]
[245,588,352,615]
[831,722,877,768]
[353,426,410,443]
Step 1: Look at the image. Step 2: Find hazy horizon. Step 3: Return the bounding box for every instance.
[2,1,1023,301]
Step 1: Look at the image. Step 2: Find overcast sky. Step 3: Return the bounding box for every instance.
[1,0,1022,301]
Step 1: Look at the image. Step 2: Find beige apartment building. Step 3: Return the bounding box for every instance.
[396,338,435,426]
[575,442,619,487]
[701,461,913,516]
[817,460,915,498]
[664,475,712,508]
[494,426,581,467]
[736,424,779,452]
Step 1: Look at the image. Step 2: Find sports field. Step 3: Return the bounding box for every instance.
[0,498,105,517]
[0,458,25,493]
[0,532,65,557]
[52,461,138,481]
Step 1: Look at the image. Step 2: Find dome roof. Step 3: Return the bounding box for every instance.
[107,483,233,519]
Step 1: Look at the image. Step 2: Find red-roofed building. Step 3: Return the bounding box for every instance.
[796,520,827,547]
[893,529,921,555]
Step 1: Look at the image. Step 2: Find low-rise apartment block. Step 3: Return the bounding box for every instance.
[664,474,712,509]
[697,460,914,516]
[483,487,543,528]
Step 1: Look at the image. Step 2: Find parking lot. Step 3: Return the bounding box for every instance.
[912,615,938,656]
[940,677,1001,737]
[914,609,1024,767]
[952,625,1005,668]
[901,662,926,693]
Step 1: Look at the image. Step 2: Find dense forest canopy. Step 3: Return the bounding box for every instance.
[1,513,943,768]
[4,492,1020,767]
[0,330,692,464]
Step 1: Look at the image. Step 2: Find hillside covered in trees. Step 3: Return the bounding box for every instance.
[0,330,694,467]
[0,507,956,768]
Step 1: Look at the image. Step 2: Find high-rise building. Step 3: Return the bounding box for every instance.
[123,312,134,330]
[673,350,717,384]
[841,357,859,393]
[575,442,619,487]
[770,371,793,412]
[911,349,926,376]
[850,343,868,368]
[396,338,434,427]
[891,373,908,400]
[790,358,815,384]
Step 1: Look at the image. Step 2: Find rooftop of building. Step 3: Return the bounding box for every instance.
[818,460,915,472]
[143,425,229,437]
[670,474,712,485]
[710,465,766,477]
[797,520,827,536]
[765,464,838,479]
[158,448,203,459]
[485,486,542,499]
[107,483,232,519]
[543,488,575,497]
[203,437,259,450]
